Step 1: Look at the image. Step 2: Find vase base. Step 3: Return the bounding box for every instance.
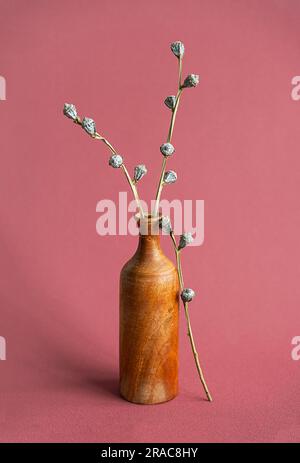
[119,389,178,405]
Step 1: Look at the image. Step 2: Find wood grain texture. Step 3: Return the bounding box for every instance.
[119,217,179,404]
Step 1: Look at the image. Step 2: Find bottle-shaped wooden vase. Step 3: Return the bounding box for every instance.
[119,215,179,404]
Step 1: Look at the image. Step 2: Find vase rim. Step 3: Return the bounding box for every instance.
[134,213,161,223]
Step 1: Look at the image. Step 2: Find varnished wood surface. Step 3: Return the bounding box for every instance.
[119,219,179,404]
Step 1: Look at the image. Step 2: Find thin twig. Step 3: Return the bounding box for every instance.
[169,231,212,402]
[153,57,184,217]
[178,56,183,89]
[153,157,167,216]
[74,121,144,218]
[183,301,212,402]
[121,164,144,218]
[166,88,183,143]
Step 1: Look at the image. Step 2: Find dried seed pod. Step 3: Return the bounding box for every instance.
[160,143,175,157]
[178,232,194,250]
[159,216,172,234]
[170,41,185,58]
[163,170,177,184]
[82,117,96,136]
[181,288,196,303]
[164,96,176,110]
[182,74,200,88]
[134,164,147,182]
[63,103,78,121]
[109,154,123,168]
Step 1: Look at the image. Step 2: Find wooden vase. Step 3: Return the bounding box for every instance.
[119,215,179,404]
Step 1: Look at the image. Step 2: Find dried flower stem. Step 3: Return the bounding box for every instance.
[167,88,183,143]
[178,56,183,89]
[95,134,117,154]
[153,57,183,217]
[171,232,184,288]
[75,120,144,218]
[183,300,212,402]
[170,231,212,402]
[97,135,144,217]
[153,157,167,216]
[121,164,145,218]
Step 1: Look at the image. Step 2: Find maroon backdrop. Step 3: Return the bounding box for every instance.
[0,0,299,442]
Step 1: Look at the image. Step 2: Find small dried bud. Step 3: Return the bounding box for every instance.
[164,96,176,110]
[63,103,78,121]
[159,216,172,234]
[182,74,200,88]
[109,154,123,168]
[134,164,147,182]
[160,143,175,157]
[163,170,177,184]
[82,117,96,136]
[178,232,194,250]
[181,288,196,303]
[170,41,185,58]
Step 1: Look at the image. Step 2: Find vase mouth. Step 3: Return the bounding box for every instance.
[135,213,161,223]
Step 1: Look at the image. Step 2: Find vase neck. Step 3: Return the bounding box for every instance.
[138,235,161,253]
[136,215,162,258]
[137,233,161,257]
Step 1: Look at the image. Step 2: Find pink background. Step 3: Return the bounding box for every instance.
[0,0,300,443]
